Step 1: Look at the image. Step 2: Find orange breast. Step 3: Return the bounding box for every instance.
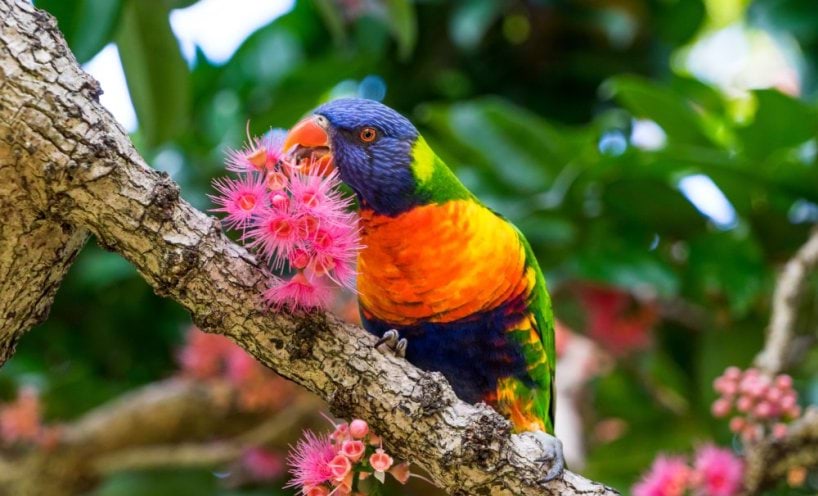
[357,200,528,325]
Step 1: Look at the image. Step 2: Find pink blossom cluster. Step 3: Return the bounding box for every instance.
[177,326,296,411]
[286,418,415,495]
[210,129,359,311]
[711,366,801,442]
[633,444,743,496]
[0,387,58,448]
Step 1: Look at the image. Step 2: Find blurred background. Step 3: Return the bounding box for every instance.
[4,0,818,494]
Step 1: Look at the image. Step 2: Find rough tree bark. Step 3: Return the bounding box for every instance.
[0,1,617,494]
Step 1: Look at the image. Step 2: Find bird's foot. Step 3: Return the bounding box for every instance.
[533,431,565,483]
[374,329,407,358]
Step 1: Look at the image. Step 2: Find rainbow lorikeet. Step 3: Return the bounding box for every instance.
[284,98,564,480]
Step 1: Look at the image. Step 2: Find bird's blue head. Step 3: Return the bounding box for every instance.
[283,98,423,216]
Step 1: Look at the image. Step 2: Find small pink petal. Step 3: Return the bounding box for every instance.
[328,454,352,481]
[340,440,365,462]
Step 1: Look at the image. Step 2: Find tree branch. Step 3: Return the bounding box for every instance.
[0,377,320,494]
[92,392,319,474]
[743,226,818,493]
[754,226,818,375]
[0,1,617,494]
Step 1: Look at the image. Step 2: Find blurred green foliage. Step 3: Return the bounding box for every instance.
[13,0,818,494]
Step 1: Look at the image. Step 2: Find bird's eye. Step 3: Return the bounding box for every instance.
[359,127,378,143]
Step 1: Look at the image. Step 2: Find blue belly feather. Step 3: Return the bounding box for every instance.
[361,299,533,405]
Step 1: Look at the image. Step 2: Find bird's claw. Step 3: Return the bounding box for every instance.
[374,329,407,358]
[533,431,565,483]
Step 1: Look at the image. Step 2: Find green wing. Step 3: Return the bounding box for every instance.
[497,226,557,434]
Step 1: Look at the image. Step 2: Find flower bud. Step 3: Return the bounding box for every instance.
[369,448,394,472]
[341,440,366,462]
[711,398,731,418]
[349,419,369,439]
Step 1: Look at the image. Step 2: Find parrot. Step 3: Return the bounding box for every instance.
[283,98,564,481]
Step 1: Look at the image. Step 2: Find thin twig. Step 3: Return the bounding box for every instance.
[755,226,818,374]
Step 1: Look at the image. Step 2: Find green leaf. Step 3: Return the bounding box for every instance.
[606,75,711,145]
[384,0,418,60]
[571,243,680,298]
[654,0,706,45]
[449,0,505,50]
[35,0,124,63]
[686,231,767,316]
[419,98,582,194]
[736,89,818,160]
[311,0,347,47]
[116,0,190,147]
[603,176,705,236]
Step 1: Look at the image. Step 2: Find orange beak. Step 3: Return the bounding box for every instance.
[283,115,329,153]
[283,115,334,175]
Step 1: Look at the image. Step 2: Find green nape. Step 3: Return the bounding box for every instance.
[410,136,476,205]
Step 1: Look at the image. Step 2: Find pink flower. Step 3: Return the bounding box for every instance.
[289,171,347,214]
[723,367,741,381]
[242,447,284,481]
[328,454,352,481]
[209,174,267,231]
[711,399,731,418]
[0,387,42,444]
[246,209,301,262]
[772,423,788,439]
[736,396,753,413]
[310,224,360,290]
[289,248,312,270]
[286,431,336,489]
[225,347,257,384]
[774,374,793,390]
[341,440,365,461]
[728,417,745,433]
[214,127,361,312]
[369,448,394,473]
[177,328,232,379]
[692,445,743,496]
[754,401,773,418]
[779,393,797,412]
[632,455,691,496]
[349,419,368,439]
[330,422,350,444]
[263,273,331,311]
